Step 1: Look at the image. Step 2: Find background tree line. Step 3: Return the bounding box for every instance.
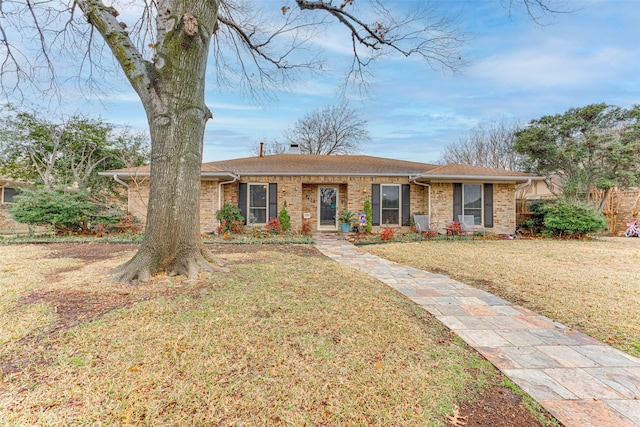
[0,105,149,234]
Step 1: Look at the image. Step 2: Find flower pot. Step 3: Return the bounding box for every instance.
[340,223,351,233]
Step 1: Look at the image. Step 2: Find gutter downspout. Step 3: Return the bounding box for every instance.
[515,178,532,193]
[113,174,129,189]
[218,174,240,228]
[111,174,132,216]
[410,175,431,217]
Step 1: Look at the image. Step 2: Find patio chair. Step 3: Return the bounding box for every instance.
[414,215,438,241]
[458,215,486,241]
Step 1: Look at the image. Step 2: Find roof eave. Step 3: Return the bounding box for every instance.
[411,174,542,183]
[98,171,150,179]
[201,171,239,181]
[98,171,239,180]
[234,172,417,177]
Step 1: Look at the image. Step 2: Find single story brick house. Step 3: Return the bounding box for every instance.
[101,151,539,236]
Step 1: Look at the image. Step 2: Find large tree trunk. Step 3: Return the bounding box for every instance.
[112,106,223,282]
[106,3,224,282]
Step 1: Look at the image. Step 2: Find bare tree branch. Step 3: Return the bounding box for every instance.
[441,120,526,171]
[295,0,469,73]
[284,101,369,155]
[506,0,573,25]
[74,0,152,102]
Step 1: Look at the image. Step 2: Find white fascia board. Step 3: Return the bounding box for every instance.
[201,172,239,181]
[411,174,542,183]
[98,171,238,180]
[98,171,150,179]
[235,172,414,177]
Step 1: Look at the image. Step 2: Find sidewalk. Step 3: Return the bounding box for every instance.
[314,237,640,427]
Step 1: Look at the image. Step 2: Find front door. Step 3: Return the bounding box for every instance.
[318,187,338,229]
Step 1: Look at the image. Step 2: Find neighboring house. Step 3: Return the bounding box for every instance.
[0,178,28,234]
[516,171,565,202]
[100,150,540,236]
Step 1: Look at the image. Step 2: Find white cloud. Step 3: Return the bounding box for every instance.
[471,43,632,89]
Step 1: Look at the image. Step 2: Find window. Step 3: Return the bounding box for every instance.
[248,184,267,224]
[2,187,17,204]
[381,185,400,225]
[463,184,482,225]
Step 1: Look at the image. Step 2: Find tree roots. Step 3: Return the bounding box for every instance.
[111,245,229,284]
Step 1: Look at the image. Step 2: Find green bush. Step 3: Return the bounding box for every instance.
[278,200,291,231]
[537,199,608,238]
[216,204,244,234]
[216,203,244,223]
[363,199,373,233]
[8,188,130,234]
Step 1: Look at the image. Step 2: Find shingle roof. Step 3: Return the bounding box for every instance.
[100,154,538,182]
[203,154,440,175]
[424,163,535,178]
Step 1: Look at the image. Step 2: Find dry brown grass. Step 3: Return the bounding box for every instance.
[367,237,640,357]
[0,246,78,352]
[0,243,539,426]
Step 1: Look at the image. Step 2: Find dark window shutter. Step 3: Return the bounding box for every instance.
[371,184,380,226]
[238,183,247,225]
[401,184,411,226]
[484,183,494,228]
[453,183,462,221]
[269,183,278,220]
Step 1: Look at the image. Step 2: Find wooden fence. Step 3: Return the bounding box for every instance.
[601,188,640,235]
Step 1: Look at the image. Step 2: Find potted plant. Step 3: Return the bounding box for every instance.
[338,209,355,233]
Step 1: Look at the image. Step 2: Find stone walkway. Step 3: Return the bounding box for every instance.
[314,236,640,427]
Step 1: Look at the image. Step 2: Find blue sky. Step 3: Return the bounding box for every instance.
[20,0,640,164]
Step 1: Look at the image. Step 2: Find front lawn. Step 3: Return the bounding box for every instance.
[0,243,555,426]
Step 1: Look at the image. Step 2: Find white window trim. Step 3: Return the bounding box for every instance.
[380,184,401,226]
[462,183,483,224]
[247,183,268,225]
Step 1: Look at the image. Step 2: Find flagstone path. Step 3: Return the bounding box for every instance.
[314,236,640,427]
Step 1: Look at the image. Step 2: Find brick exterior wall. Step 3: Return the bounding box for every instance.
[430,182,516,235]
[493,183,517,235]
[127,176,517,235]
[429,182,452,230]
[219,175,430,234]
[128,178,149,227]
